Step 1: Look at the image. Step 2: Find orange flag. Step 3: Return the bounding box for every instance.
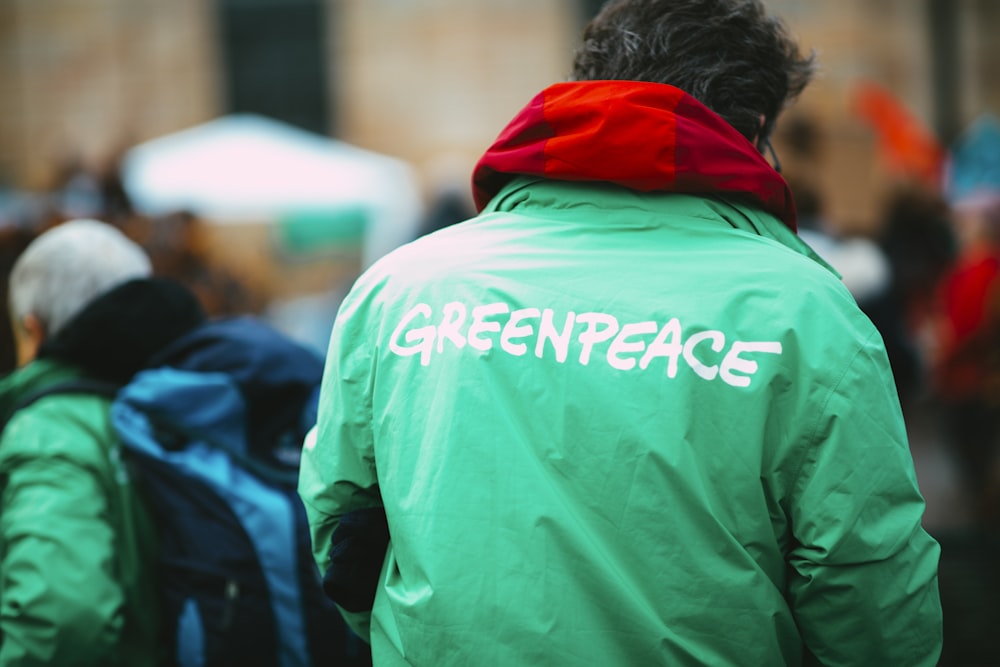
[852,80,946,191]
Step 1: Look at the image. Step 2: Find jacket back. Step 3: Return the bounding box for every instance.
[300,179,942,666]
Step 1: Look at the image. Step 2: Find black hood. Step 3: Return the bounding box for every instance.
[38,278,206,384]
[149,316,324,457]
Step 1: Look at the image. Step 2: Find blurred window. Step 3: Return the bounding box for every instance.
[217,0,333,135]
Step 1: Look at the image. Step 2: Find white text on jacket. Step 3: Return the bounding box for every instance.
[389,302,782,388]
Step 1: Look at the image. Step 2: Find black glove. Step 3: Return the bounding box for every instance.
[321,507,390,612]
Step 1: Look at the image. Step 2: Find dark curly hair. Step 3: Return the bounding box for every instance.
[572,0,816,144]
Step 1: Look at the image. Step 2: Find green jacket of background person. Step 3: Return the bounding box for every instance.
[299,81,943,667]
[0,219,206,666]
[0,357,160,667]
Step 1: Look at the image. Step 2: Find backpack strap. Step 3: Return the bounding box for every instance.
[1,378,121,438]
[9,378,120,416]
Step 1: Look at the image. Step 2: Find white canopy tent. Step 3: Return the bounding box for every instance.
[122,113,424,267]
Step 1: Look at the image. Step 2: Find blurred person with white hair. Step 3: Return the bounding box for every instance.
[0,219,206,665]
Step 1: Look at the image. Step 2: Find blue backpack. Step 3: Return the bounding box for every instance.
[45,318,364,667]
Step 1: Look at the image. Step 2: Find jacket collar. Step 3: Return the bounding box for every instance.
[0,358,82,424]
[472,80,798,231]
[37,278,206,385]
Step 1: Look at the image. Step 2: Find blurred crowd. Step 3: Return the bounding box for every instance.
[786,113,1000,665]
[0,155,264,373]
[782,111,1000,532]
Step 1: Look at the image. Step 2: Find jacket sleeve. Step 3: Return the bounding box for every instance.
[0,409,125,666]
[298,288,383,641]
[786,332,943,666]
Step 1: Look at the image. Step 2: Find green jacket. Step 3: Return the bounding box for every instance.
[300,81,942,666]
[0,359,160,666]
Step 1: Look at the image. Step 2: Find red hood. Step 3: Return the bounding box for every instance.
[472,80,798,231]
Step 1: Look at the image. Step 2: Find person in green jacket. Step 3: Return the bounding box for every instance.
[299,1,943,664]
[0,219,204,666]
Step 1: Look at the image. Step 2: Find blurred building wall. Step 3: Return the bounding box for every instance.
[0,0,222,190]
[769,0,937,232]
[0,0,997,231]
[761,0,997,232]
[333,0,581,189]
